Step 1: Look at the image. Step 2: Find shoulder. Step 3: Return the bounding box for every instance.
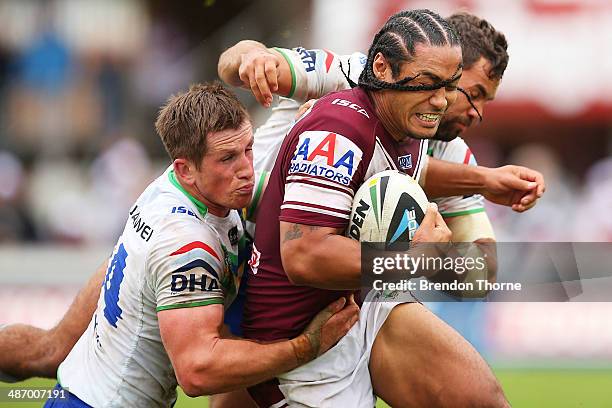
[140,180,222,261]
[149,212,220,259]
[315,88,375,124]
[292,88,378,147]
[146,214,225,287]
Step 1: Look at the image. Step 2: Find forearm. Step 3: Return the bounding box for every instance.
[295,233,363,289]
[282,224,362,290]
[0,325,55,380]
[474,238,498,281]
[444,212,495,243]
[0,261,106,380]
[218,40,267,86]
[444,212,497,279]
[282,224,439,290]
[424,157,488,199]
[183,335,309,395]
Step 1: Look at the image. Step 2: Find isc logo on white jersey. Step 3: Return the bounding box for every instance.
[289,131,363,186]
[331,99,370,118]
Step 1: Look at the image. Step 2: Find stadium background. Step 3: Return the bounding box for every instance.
[0,0,610,406]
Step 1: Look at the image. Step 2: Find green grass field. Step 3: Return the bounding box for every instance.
[3,369,611,407]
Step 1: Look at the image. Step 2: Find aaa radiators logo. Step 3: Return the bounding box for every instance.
[289,131,363,186]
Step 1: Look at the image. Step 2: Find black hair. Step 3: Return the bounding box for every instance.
[355,9,461,92]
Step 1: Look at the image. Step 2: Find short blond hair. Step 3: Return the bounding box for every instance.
[155,82,248,168]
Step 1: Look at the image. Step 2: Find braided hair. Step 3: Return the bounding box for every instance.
[354,9,461,93]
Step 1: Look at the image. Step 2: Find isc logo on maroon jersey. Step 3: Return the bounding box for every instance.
[331,98,370,118]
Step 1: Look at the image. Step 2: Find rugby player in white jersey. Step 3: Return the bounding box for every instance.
[16,82,359,407]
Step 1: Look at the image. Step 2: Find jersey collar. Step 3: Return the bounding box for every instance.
[168,170,208,218]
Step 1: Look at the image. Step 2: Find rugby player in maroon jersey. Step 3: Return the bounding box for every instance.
[238,10,514,407]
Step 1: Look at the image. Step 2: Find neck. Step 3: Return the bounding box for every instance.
[370,90,405,142]
[171,170,229,217]
[187,182,230,217]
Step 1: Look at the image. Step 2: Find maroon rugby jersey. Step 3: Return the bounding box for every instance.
[242,87,428,341]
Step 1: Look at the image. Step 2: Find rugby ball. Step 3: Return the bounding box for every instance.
[347,170,428,246]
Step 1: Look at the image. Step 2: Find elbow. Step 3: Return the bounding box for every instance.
[283,256,311,286]
[175,359,219,397]
[178,379,202,398]
[175,367,205,397]
[282,243,317,286]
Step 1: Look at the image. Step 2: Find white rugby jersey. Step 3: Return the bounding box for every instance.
[58,166,247,408]
[253,47,484,218]
[427,137,485,217]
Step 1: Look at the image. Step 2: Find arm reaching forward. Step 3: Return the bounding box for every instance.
[0,261,107,381]
[159,296,359,396]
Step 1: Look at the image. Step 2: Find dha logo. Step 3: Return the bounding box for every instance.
[171,273,219,292]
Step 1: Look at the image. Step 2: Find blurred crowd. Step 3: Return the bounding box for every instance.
[0,0,610,245]
[0,0,195,243]
[486,144,612,242]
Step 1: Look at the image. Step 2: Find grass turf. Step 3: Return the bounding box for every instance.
[2,369,611,407]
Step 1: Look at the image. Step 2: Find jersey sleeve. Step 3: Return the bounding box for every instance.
[279,96,376,228]
[429,138,486,217]
[149,221,225,312]
[274,47,365,102]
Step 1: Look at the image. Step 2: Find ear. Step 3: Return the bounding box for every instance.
[173,159,196,186]
[372,52,392,82]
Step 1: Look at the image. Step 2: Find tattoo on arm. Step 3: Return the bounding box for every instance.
[283,224,321,243]
[283,224,303,243]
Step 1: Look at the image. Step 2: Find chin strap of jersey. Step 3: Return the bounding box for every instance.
[457,87,483,122]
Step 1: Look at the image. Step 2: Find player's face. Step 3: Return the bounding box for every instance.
[373,43,462,140]
[194,121,255,216]
[436,57,501,141]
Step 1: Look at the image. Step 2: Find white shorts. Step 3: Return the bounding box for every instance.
[276,290,417,407]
